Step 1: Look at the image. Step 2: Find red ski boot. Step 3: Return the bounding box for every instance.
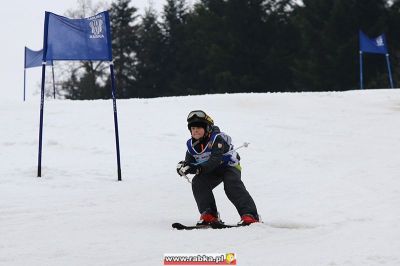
[197,211,221,225]
[238,214,259,225]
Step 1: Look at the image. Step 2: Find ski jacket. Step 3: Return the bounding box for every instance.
[185,126,240,174]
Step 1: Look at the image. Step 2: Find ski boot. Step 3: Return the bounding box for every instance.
[238,214,259,225]
[197,211,222,226]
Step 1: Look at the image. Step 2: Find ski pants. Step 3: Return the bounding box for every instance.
[191,166,258,218]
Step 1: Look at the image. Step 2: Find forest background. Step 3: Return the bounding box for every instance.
[56,0,400,99]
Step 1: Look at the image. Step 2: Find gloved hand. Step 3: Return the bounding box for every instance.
[176,161,188,176]
[176,161,202,176]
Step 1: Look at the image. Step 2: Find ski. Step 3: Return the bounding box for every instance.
[211,223,248,229]
[172,223,211,230]
[172,222,248,230]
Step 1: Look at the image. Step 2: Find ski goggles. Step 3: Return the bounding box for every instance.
[187,110,214,124]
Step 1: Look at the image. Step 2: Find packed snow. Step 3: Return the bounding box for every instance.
[1,90,400,265]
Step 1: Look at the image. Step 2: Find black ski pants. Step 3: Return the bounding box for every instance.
[191,166,258,218]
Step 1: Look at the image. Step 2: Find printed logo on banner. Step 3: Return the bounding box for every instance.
[375,36,384,47]
[88,14,105,39]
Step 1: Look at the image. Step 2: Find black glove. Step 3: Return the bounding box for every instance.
[184,163,202,175]
[176,161,188,176]
[177,161,202,176]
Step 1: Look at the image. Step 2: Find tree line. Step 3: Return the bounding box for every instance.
[60,0,400,99]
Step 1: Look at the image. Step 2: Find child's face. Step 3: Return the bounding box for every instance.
[191,126,205,140]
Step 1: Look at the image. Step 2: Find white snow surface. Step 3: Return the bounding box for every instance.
[1,90,400,265]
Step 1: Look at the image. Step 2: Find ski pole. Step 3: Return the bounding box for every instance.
[190,142,250,166]
[182,174,192,184]
[227,142,250,153]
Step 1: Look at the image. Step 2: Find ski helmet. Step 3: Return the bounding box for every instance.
[187,110,214,133]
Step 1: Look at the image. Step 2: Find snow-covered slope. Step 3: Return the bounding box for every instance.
[1,90,400,265]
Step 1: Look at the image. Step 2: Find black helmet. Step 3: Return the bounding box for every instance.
[187,110,214,133]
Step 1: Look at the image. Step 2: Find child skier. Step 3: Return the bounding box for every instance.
[176,110,259,225]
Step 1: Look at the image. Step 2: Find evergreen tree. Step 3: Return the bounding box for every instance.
[135,8,166,97]
[64,62,109,99]
[109,0,139,98]
[162,0,189,95]
[182,0,230,94]
[387,0,400,88]
[182,0,296,93]
[62,69,80,99]
[173,3,207,94]
[261,0,299,92]
[221,0,267,92]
